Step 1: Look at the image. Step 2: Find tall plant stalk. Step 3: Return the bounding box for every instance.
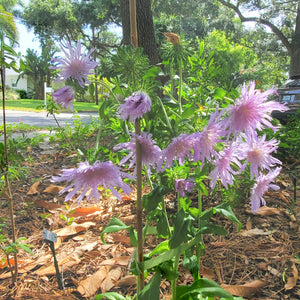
[0,64,18,283]
[178,58,183,115]
[196,190,203,267]
[130,0,144,294]
[135,119,144,293]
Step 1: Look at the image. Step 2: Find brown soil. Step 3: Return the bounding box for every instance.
[0,142,299,300]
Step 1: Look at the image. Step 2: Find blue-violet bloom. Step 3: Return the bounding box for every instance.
[221,81,288,135]
[157,133,195,172]
[118,91,152,123]
[52,41,98,87]
[238,133,282,178]
[52,86,75,111]
[52,161,132,203]
[250,167,281,212]
[175,178,195,197]
[114,132,161,176]
[209,142,242,189]
[193,108,224,164]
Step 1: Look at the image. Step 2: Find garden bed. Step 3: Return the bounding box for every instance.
[0,142,299,299]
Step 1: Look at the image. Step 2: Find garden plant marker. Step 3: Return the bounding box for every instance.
[43,229,63,290]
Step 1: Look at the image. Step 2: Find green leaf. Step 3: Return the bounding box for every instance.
[128,227,137,247]
[183,250,199,279]
[156,210,170,238]
[148,240,170,257]
[143,66,160,79]
[181,106,195,119]
[101,218,132,243]
[95,292,128,300]
[139,270,161,300]
[215,203,242,231]
[144,226,157,235]
[188,207,200,218]
[143,232,203,270]
[176,278,233,299]
[197,181,208,196]
[18,244,33,255]
[142,185,165,212]
[200,223,227,235]
[159,261,178,280]
[213,88,227,100]
[169,210,193,249]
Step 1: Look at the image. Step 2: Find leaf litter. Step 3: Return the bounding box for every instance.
[0,143,300,299]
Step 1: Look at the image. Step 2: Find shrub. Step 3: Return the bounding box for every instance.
[16,89,28,99]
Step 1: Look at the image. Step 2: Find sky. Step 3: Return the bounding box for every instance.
[15,20,41,56]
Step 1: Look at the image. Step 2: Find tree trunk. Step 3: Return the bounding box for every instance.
[289,6,300,79]
[289,48,300,79]
[120,0,160,65]
[120,0,131,46]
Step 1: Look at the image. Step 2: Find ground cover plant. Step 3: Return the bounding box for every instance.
[1,11,300,300]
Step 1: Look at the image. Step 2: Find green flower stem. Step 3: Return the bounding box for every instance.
[98,80,121,104]
[172,253,180,299]
[161,194,171,237]
[178,58,183,115]
[157,96,173,131]
[177,192,181,213]
[135,119,144,293]
[144,167,154,190]
[170,62,174,99]
[196,190,203,268]
[171,192,182,299]
[51,112,76,152]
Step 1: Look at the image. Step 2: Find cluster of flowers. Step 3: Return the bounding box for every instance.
[114,84,287,211]
[51,42,288,212]
[51,42,98,111]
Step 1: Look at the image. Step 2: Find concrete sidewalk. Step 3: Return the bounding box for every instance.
[0,110,99,128]
[0,110,99,142]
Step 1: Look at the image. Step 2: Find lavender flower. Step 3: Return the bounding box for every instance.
[52,86,75,111]
[238,133,282,178]
[175,179,195,197]
[114,132,161,175]
[118,92,152,123]
[221,81,288,135]
[52,41,98,87]
[193,108,225,164]
[157,133,195,172]
[209,143,242,189]
[250,167,281,212]
[51,161,132,203]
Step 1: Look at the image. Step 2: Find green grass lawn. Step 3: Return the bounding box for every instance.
[0,99,99,112]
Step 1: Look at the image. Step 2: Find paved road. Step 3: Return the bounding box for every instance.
[0,110,99,128]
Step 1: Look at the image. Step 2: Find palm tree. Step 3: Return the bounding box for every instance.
[0,0,18,43]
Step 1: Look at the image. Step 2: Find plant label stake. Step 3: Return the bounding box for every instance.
[43,229,63,290]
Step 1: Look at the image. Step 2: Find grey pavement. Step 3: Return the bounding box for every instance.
[0,110,99,128]
[0,110,99,142]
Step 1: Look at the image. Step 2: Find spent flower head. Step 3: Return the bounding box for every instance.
[175,178,195,197]
[118,91,152,123]
[221,81,288,135]
[114,132,161,176]
[51,161,132,203]
[250,167,281,212]
[52,41,98,88]
[52,86,75,111]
